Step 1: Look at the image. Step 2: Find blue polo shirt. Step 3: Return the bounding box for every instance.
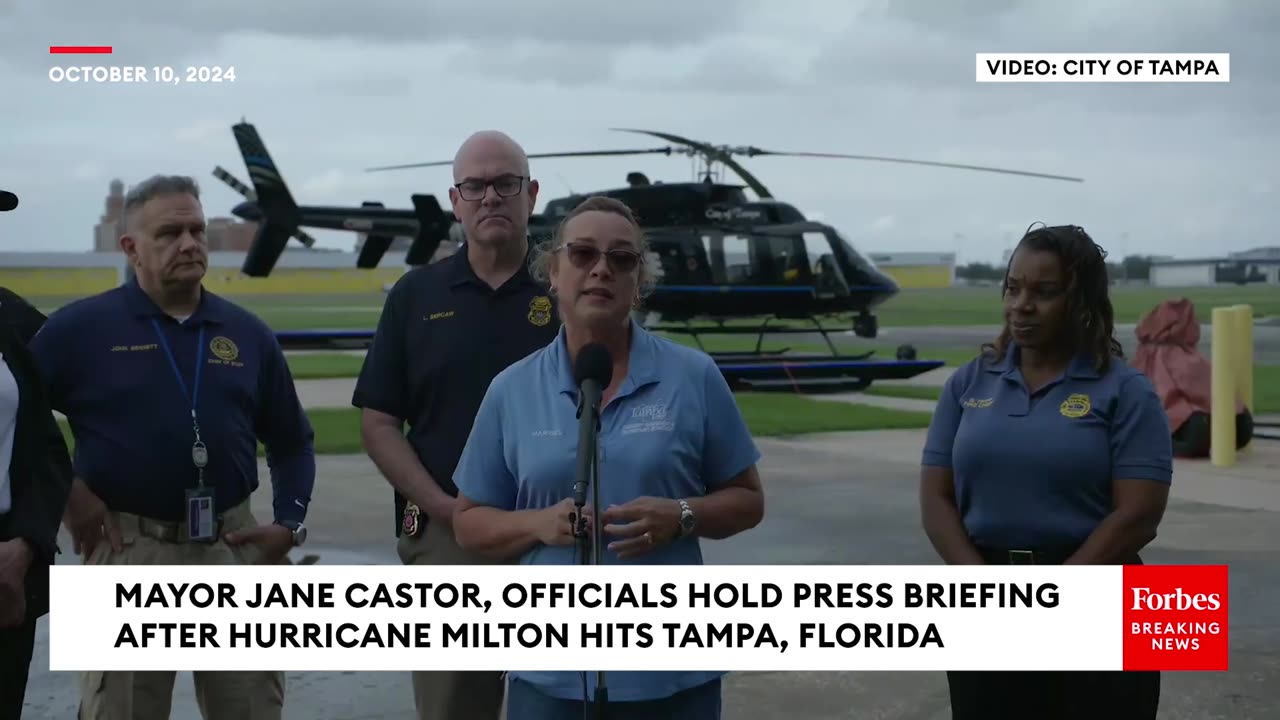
[922,343,1172,550]
[29,278,315,525]
[453,319,762,702]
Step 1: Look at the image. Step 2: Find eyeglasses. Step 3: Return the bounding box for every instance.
[560,242,643,273]
[454,175,525,201]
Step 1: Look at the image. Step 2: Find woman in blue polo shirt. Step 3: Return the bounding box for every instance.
[452,195,766,719]
[920,224,1171,720]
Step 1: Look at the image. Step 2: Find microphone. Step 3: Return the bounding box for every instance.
[0,191,17,212]
[571,341,614,718]
[572,343,613,525]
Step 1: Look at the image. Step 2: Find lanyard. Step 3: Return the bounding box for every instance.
[151,318,209,486]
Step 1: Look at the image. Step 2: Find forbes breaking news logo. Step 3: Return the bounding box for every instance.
[975,53,1229,82]
[1123,565,1229,671]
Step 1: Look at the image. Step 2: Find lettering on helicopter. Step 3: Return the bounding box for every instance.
[705,204,766,223]
[342,218,374,231]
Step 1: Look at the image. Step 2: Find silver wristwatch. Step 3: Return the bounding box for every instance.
[677,499,696,537]
[278,520,307,547]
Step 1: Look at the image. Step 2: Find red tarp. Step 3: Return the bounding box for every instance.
[1132,298,1243,434]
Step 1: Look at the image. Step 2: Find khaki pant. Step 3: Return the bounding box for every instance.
[78,502,286,720]
[397,515,506,719]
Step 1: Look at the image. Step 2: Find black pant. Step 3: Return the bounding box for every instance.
[946,669,1160,720]
[0,616,38,720]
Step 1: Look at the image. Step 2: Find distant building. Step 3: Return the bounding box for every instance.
[1149,247,1280,287]
[867,251,956,289]
[93,179,126,251]
[90,179,257,252]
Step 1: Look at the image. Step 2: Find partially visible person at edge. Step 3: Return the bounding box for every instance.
[0,286,74,718]
[351,130,561,719]
[29,175,316,719]
[451,195,766,719]
[919,223,1171,720]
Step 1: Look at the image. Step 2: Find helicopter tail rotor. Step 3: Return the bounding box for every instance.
[212,164,317,248]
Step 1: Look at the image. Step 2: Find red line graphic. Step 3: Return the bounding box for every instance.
[50,46,113,54]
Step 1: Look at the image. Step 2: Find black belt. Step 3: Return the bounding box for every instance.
[977,547,1076,565]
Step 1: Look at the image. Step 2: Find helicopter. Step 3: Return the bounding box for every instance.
[216,121,1083,392]
[363,127,1083,343]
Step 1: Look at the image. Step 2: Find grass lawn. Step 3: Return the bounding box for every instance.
[863,365,1279,415]
[55,394,934,456]
[283,338,982,380]
[33,284,1277,332]
[874,284,1280,328]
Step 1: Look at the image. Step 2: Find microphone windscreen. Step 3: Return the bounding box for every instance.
[0,191,17,212]
[574,342,613,388]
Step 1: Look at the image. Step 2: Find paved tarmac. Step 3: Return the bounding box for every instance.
[20,430,1280,719]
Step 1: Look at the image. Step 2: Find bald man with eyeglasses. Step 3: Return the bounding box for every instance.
[352,131,561,720]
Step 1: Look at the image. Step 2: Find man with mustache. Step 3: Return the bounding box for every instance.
[353,131,561,719]
[29,175,316,719]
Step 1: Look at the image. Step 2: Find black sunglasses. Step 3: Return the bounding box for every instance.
[561,242,642,273]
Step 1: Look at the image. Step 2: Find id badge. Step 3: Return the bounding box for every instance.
[185,487,217,542]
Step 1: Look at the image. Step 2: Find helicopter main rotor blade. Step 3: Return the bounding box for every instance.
[610,128,776,198]
[364,147,677,173]
[610,128,1082,183]
[742,149,1084,183]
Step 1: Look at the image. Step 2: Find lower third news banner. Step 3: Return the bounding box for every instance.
[47,564,1229,673]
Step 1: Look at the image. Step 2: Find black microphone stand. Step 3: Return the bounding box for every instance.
[573,385,608,720]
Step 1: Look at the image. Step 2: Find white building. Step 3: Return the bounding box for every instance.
[1149,247,1280,287]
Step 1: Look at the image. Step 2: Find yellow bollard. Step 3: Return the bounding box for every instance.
[1210,307,1237,467]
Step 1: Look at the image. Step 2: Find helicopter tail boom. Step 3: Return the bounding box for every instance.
[232,122,304,276]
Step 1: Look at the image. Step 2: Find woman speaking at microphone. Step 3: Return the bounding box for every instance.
[919,224,1171,720]
[452,196,765,719]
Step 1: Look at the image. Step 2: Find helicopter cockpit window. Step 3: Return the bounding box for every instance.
[803,231,849,295]
[720,234,752,283]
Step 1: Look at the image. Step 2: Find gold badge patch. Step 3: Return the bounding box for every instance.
[210,336,239,362]
[527,296,552,326]
[1060,393,1091,418]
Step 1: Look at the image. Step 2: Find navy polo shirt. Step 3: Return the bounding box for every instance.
[922,343,1172,550]
[351,249,561,534]
[29,278,315,525]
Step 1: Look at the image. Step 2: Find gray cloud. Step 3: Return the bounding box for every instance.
[0,0,1275,267]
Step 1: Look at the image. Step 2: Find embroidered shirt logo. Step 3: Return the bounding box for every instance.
[1060,393,1091,418]
[622,402,673,434]
[527,296,552,326]
[210,336,238,362]
[963,397,993,408]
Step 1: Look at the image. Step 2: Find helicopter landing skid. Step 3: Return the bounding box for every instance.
[649,315,871,360]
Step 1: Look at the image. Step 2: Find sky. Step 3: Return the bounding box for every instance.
[0,0,1275,265]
